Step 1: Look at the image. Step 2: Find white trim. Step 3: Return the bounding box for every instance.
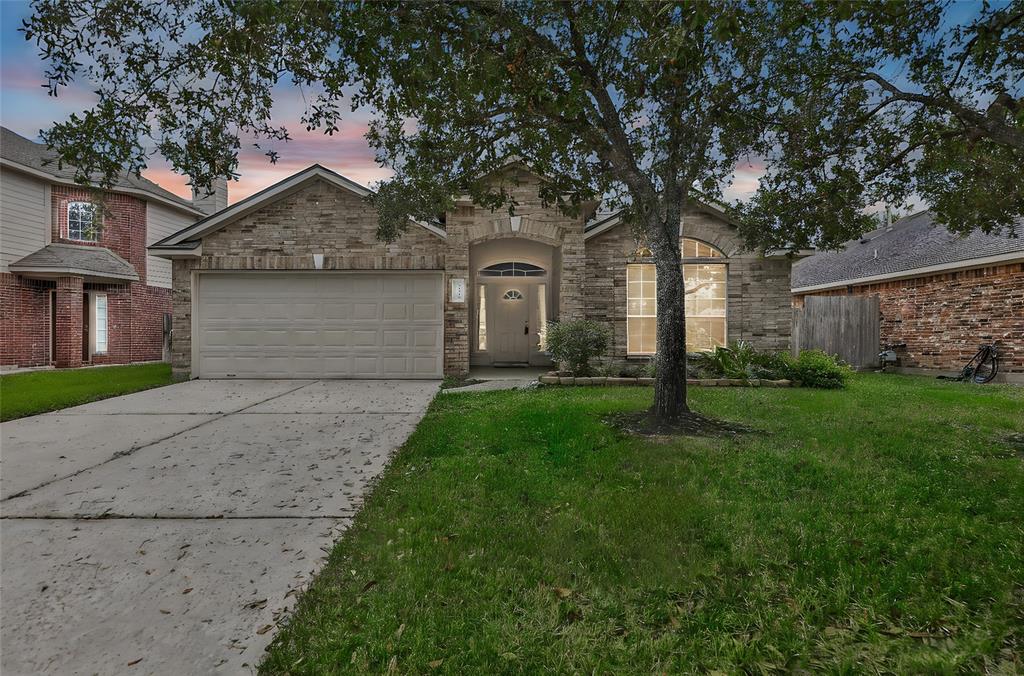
[152,165,446,249]
[792,251,1024,293]
[93,293,108,355]
[583,213,622,240]
[148,244,202,259]
[0,158,203,217]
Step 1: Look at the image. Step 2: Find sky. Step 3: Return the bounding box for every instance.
[0,0,772,206]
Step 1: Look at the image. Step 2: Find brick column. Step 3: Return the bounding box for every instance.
[443,206,472,376]
[171,258,197,379]
[54,275,83,368]
[559,228,586,322]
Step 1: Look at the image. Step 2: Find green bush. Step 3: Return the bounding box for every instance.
[545,320,611,376]
[685,342,851,388]
[788,349,852,388]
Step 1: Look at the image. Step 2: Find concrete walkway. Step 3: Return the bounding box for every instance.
[0,379,437,675]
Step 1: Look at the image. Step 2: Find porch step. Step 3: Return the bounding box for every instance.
[490,361,531,368]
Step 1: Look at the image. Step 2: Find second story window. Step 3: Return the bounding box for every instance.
[68,202,99,241]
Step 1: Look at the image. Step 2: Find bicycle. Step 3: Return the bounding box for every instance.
[943,343,1000,384]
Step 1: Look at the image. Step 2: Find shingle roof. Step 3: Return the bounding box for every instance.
[0,127,198,212]
[792,211,1024,290]
[8,243,139,281]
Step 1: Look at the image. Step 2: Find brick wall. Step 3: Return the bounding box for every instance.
[1,188,171,368]
[585,205,795,365]
[794,262,1024,373]
[52,186,149,283]
[0,274,52,366]
[170,178,447,377]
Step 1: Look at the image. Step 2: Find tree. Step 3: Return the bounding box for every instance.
[22,1,1022,422]
[739,0,1023,250]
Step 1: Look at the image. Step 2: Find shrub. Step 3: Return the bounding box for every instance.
[545,320,611,376]
[788,349,852,388]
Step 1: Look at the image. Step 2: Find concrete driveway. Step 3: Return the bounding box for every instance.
[0,379,437,675]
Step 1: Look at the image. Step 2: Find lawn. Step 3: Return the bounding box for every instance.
[0,363,173,421]
[262,374,1024,674]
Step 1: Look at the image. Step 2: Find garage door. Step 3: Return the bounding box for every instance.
[194,272,443,379]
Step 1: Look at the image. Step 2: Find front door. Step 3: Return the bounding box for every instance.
[491,282,531,363]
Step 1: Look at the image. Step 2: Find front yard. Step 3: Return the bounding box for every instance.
[263,374,1024,673]
[0,363,172,421]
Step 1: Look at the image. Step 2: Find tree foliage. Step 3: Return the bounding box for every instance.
[739,0,1023,250]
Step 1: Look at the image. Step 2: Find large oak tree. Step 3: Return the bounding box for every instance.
[23,0,1022,422]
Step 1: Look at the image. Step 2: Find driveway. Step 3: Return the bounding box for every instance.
[0,379,437,675]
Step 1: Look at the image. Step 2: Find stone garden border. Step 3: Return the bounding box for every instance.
[538,374,793,387]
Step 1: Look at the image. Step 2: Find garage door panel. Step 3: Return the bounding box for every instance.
[196,272,443,379]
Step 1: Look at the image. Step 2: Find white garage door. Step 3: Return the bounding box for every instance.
[194,272,443,379]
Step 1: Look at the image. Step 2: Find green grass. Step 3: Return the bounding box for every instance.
[0,363,172,421]
[262,374,1024,674]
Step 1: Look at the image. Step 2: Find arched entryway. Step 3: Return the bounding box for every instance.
[469,239,557,367]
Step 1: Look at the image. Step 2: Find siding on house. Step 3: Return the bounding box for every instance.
[146,202,194,289]
[0,167,50,272]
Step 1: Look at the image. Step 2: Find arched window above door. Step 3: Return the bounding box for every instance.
[479,262,546,277]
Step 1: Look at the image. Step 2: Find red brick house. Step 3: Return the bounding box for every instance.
[0,127,213,369]
[792,211,1024,381]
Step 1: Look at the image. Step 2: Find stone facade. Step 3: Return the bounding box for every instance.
[793,262,1024,375]
[584,205,794,366]
[164,168,797,378]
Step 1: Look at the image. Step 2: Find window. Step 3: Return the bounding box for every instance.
[94,294,108,354]
[68,202,99,241]
[626,264,657,355]
[683,238,724,258]
[683,263,727,351]
[626,240,728,355]
[537,283,548,350]
[480,262,545,277]
[502,289,523,300]
[477,284,487,351]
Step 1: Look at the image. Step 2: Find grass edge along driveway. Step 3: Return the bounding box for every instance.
[0,363,172,421]
[262,373,1024,674]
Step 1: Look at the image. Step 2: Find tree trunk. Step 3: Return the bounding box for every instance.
[648,212,689,422]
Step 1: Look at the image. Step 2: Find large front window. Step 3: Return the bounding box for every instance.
[626,239,728,355]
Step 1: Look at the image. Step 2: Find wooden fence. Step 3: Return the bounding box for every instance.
[792,295,880,369]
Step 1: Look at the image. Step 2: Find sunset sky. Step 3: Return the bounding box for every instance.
[0,0,764,205]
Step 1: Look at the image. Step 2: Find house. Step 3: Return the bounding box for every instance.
[150,162,798,379]
[792,211,1024,380]
[0,127,212,369]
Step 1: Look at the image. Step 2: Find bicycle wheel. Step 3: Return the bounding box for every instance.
[972,348,999,383]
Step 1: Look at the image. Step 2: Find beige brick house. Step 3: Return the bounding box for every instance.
[151,162,798,379]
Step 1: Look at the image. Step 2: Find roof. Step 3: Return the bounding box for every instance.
[0,127,201,215]
[150,164,446,255]
[8,243,139,281]
[583,198,744,241]
[792,211,1024,292]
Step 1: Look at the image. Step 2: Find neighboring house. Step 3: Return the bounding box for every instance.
[792,211,1024,379]
[0,127,212,369]
[151,162,799,380]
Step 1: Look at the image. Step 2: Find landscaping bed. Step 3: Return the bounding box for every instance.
[262,374,1024,674]
[539,373,793,387]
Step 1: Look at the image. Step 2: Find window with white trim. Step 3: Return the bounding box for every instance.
[94,294,108,354]
[68,202,99,241]
[626,239,728,355]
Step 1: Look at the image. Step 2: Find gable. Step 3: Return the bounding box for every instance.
[150,165,445,254]
[201,177,446,259]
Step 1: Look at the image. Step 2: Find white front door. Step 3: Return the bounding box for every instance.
[490,282,531,363]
